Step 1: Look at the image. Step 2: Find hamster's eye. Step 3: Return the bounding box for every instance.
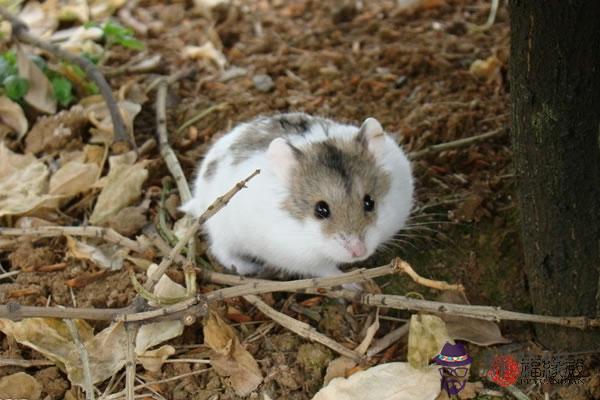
[363,195,375,212]
[314,201,331,219]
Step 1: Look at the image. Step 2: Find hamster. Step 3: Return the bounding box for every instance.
[181,113,414,279]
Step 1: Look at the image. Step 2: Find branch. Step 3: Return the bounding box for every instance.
[0,7,133,151]
[408,127,507,160]
[143,169,260,290]
[0,226,145,254]
[65,319,95,400]
[243,294,361,361]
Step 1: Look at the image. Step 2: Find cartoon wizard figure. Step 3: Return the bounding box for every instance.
[435,342,473,396]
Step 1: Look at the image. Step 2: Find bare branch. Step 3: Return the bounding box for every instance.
[408,127,507,160]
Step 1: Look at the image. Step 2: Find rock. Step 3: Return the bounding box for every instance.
[253,74,275,92]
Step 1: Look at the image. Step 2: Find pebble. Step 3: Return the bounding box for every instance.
[252,74,275,92]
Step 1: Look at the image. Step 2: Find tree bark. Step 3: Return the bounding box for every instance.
[510,1,600,350]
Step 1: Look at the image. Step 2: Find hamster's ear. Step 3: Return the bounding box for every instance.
[267,138,299,183]
[357,117,387,156]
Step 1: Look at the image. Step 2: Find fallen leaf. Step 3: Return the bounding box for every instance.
[57,0,90,23]
[17,46,56,114]
[0,141,36,180]
[469,56,502,82]
[135,264,186,353]
[407,314,450,369]
[86,100,141,143]
[66,236,126,270]
[138,344,176,373]
[204,310,263,396]
[323,357,357,385]
[89,0,128,19]
[89,155,148,225]
[18,1,59,38]
[25,105,89,154]
[107,206,147,236]
[437,292,510,346]
[0,159,60,217]
[49,161,99,197]
[0,96,28,138]
[313,362,440,400]
[183,42,227,70]
[0,372,42,400]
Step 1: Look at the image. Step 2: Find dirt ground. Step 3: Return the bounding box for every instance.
[1,0,598,399]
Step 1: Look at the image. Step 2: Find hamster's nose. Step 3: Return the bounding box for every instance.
[344,238,367,258]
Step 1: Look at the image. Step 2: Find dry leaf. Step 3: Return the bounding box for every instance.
[19,1,59,38]
[25,105,89,154]
[17,46,56,114]
[57,0,90,23]
[135,264,186,353]
[407,314,451,369]
[89,157,148,225]
[66,236,126,270]
[314,362,440,400]
[0,141,36,180]
[86,100,141,143]
[49,161,99,197]
[0,96,28,138]
[89,0,128,19]
[323,357,357,385]
[138,344,176,373]
[183,42,227,70]
[204,310,263,396]
[0,318,130,386]
[0,372,42,400]
[469,56,502,82]
[0,159,60,217]
[437,292,510,346]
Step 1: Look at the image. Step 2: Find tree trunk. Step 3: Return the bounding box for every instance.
[509,1,600,350]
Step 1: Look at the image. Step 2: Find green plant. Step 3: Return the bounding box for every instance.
[86,20,144,50]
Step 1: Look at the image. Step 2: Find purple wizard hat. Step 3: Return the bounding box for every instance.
[435,342,472,367]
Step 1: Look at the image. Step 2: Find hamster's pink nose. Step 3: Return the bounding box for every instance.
[344,238,367,258]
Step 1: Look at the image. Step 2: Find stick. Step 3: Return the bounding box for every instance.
[65,319,95,400]
[367,323,409,357]
[243,294,361,361]
[125,323,137,400]
[393,259,464,292]
[0,358,54,367]
[408,127,507,160]
[0,7,133,150]
[0,226,145,254]
[143,169,260,290]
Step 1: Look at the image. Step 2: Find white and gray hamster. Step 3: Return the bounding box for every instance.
[181,113,414,278]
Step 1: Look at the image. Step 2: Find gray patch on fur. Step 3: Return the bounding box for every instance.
[230,113,331,164]
[203,159,219,180]
[283,137,391,237]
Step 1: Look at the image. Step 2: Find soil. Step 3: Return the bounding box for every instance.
[1,1,596,399]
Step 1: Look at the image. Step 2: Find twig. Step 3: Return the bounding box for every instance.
[0,226,145,254]
[2,258,599,330]
[0,270,20,280]
[143,169,260,291]
[65,319,95,400]
[0,358,54,367]
[0,7,133,151]
[393,259,464,292]
[243,294,361,361]
[408,127,507,160]
[367,323,410,357]
[175,102,229,135]
[125,323,137,400]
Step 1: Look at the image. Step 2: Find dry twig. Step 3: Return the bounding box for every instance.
[243,294,361,361]
[125,323,137,400]
[0,7,133,150]
[393,259,464,292]
[408,127,507,159]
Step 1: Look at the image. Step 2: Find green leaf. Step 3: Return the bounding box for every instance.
[3,75,29,101]
[102,20,144,50]
[51,76,74,107]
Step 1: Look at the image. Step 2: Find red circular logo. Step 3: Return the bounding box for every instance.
[487,355,521,387]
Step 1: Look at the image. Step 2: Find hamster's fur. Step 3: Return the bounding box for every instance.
[181,113,414,278]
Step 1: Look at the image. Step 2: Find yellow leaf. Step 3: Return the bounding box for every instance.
[50,161,99,197]
[407,314,451,369]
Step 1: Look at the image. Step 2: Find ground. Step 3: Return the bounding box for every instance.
[1,1,598,399]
